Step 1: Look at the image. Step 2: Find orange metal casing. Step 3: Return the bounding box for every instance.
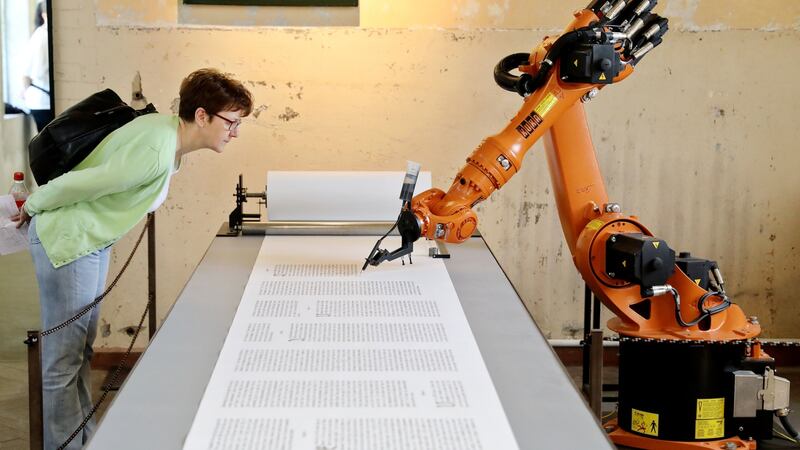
[604,419,757,450]
[551,103,758,340]
[411,8,760,342]
[413,9,619,242]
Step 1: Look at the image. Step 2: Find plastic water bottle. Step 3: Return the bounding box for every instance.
[9,172,29,210]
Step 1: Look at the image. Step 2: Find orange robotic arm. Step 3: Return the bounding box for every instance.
[413,7,638,244]
[366,0,757,341]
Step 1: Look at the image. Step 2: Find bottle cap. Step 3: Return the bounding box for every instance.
[13,172,24,181]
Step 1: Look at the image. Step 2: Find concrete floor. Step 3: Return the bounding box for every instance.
[0,361,115,450]
[0,251,40,361]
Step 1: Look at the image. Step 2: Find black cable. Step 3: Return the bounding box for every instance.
[494,28,591,96]
[494,53,531,93]
[780,414,800,443]
[669,287,731,328]
[697,291,731,315]
[523,30,583,93]
[361,207,402,270]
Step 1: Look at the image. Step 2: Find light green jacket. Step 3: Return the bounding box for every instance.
[25,114,179,268]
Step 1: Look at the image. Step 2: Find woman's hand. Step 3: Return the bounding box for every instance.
[11,208,32,228]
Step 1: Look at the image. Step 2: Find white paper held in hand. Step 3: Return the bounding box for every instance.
[0,194,30,255]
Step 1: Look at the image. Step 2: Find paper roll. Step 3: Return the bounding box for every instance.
[266,171,432,222]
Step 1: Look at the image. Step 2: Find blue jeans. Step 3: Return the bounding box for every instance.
[29,216,111,450]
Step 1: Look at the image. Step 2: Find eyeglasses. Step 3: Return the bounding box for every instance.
[213,113,242,132]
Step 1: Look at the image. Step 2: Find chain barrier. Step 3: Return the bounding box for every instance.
[25,216,152,450]
[40,215,152,337]
[600,335,800,347]
[57,291,151,450]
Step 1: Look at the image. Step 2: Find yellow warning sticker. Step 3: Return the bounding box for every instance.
[534,92,558,118]
[696,398,724,420]
[695,419,725,439]
[622,260,627,268]
[599,73,607,81]
[695,398,725,439]
[573,59,579,67]
[586,219,604,231]
[694,278,701,285]
[631,408,659,437]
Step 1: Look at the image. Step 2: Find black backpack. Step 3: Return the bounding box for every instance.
[28,89,157,186]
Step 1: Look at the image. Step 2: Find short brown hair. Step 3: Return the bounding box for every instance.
[178,68,253,122]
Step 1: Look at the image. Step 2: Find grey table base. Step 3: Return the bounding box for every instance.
[87,234,612,450]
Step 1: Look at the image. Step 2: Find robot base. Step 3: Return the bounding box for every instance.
[606,419,756,450]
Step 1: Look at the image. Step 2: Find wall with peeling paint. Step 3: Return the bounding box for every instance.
[92,0,800,30]
[41,0,800,348]
[361,0,800,30]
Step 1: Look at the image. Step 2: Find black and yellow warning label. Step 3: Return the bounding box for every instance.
[695,398,725,439]
[697,398,724,420]
[631,408,659,437]
[695,418,724,439]
[534,92,558,118]
[585,219,604,231]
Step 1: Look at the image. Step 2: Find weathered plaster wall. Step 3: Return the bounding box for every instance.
[93,0,800,30]
[47,0,799,348]
[360,0,800,30]
[364,0,800,30]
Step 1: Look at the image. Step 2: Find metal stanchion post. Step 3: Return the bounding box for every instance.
[581,285,591,397]
[147,212,156,340]
[590,329,604,418]
[25,330,43,450]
